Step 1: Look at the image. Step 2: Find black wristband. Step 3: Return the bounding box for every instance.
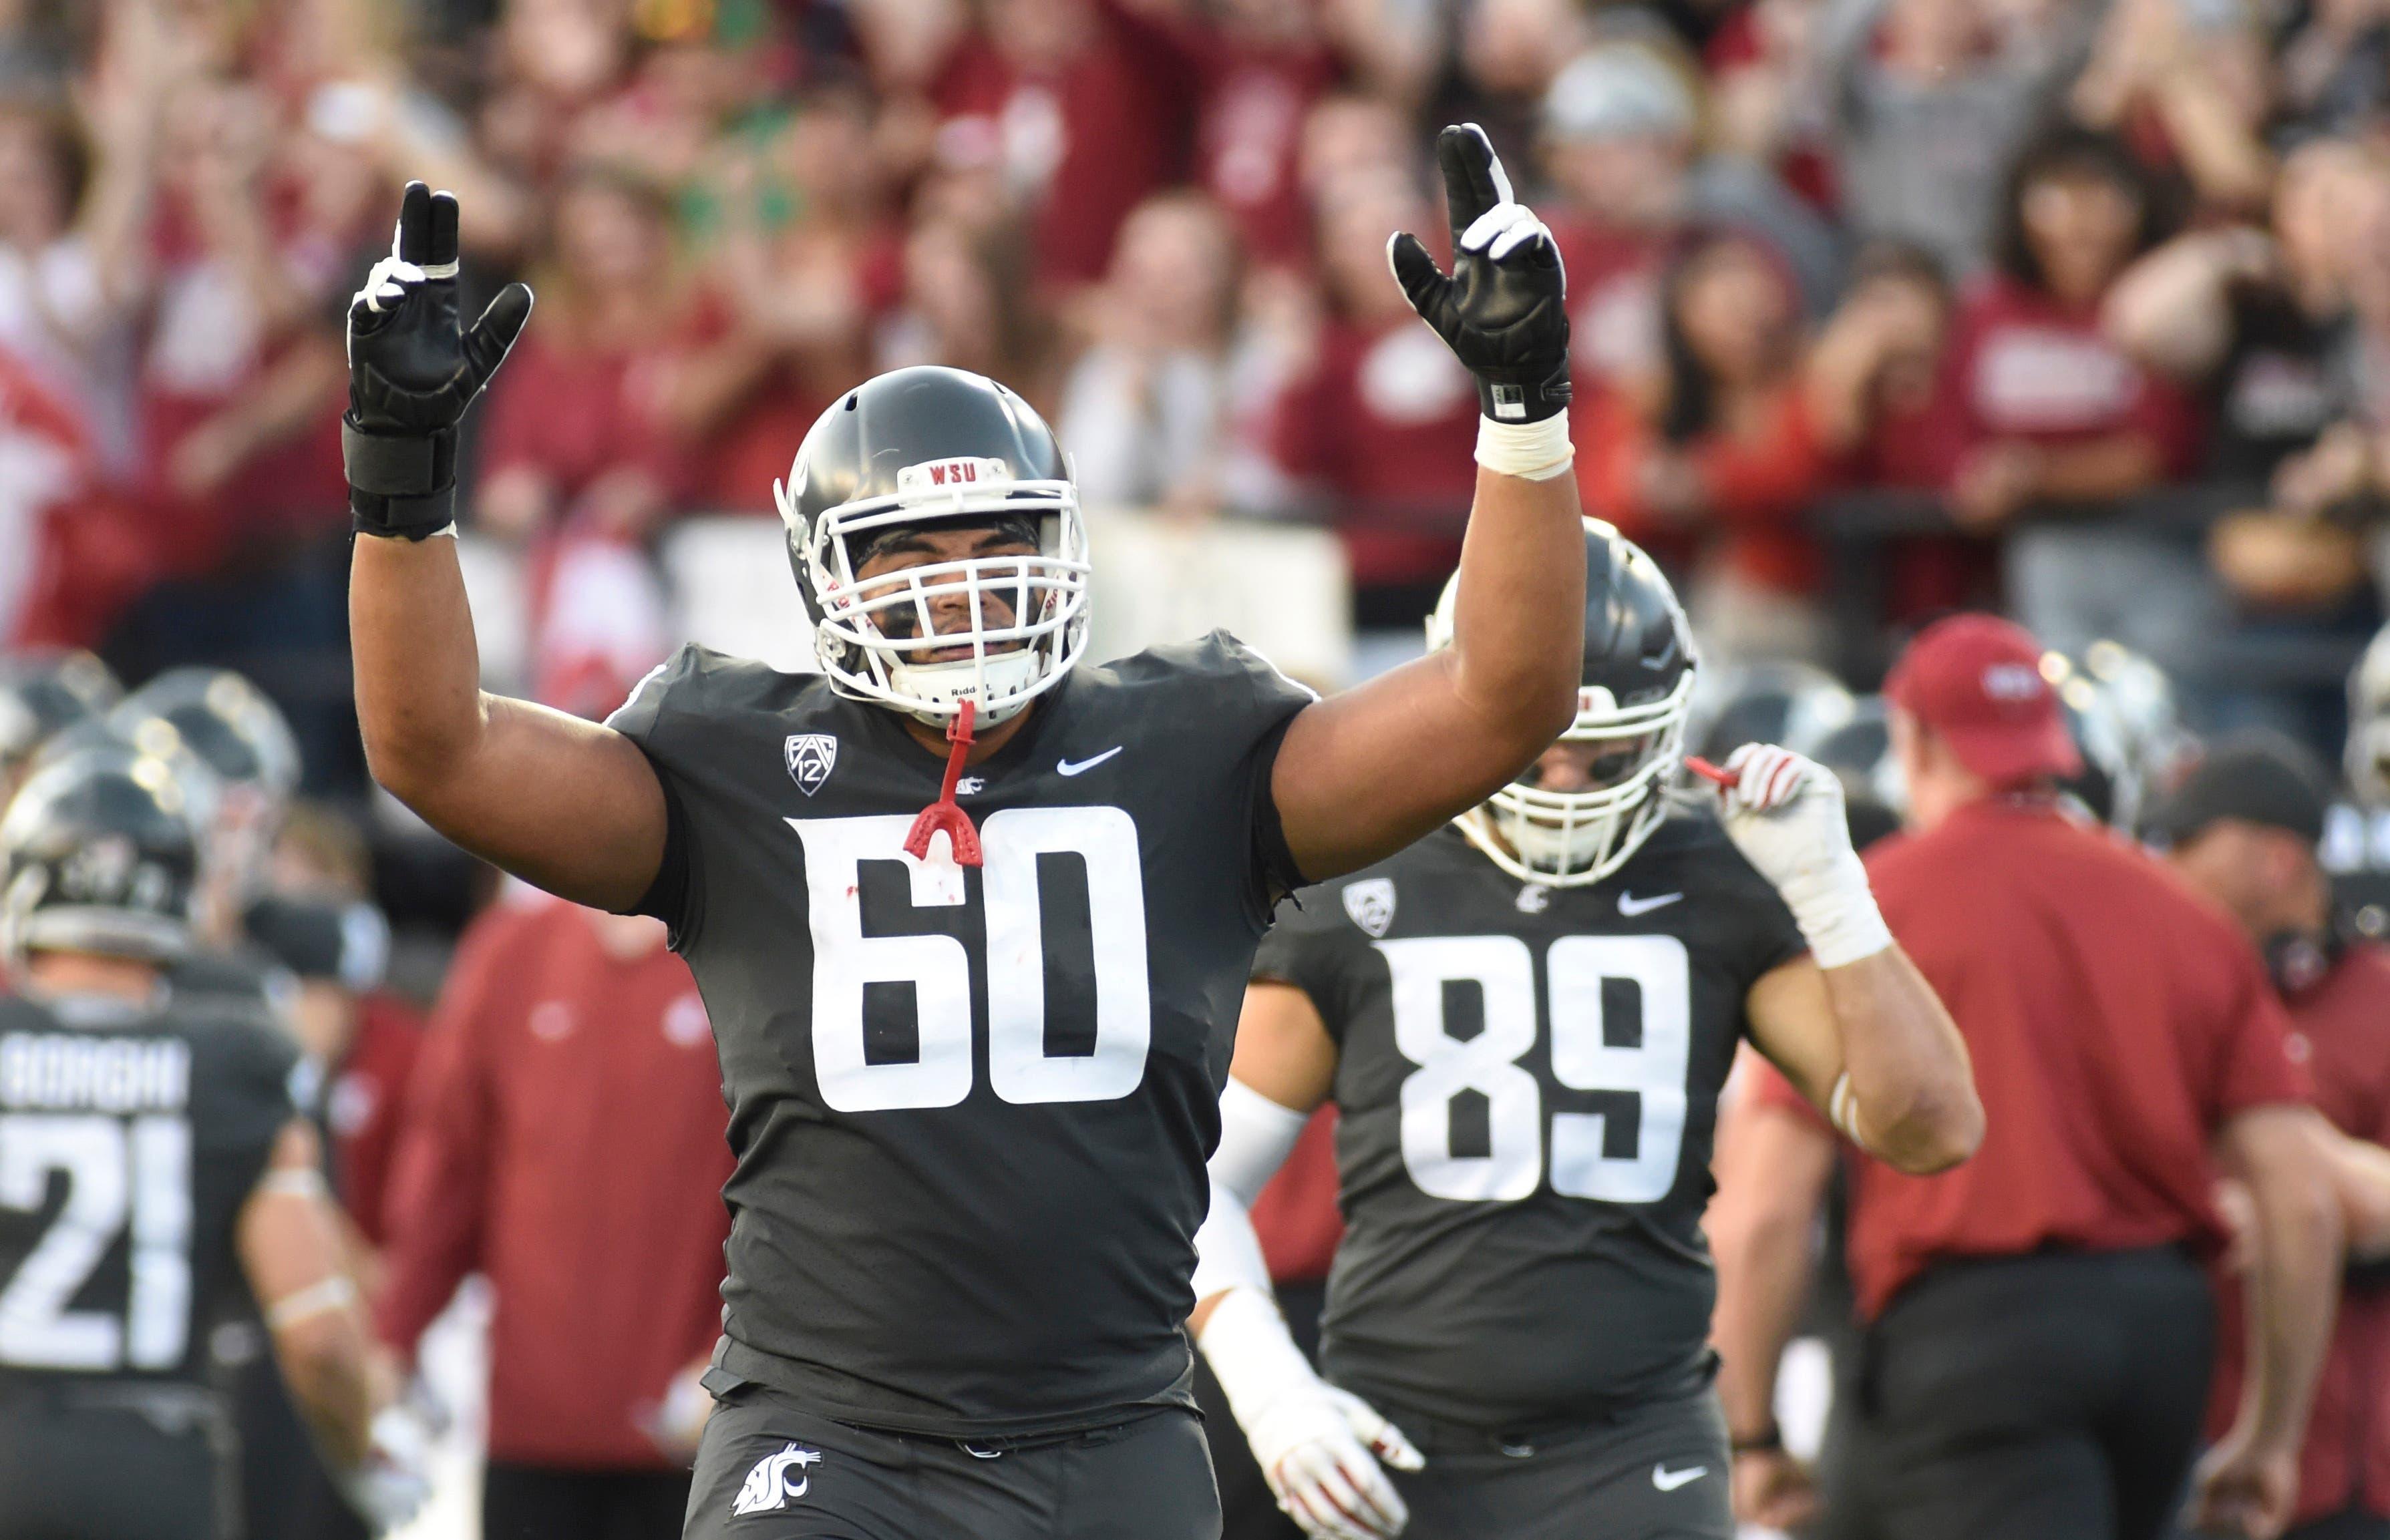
[1731,1422,1784,1454]
[343,418,458,540]
[1478,366,1572,425]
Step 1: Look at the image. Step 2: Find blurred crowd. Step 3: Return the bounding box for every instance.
[11,0,2390,765]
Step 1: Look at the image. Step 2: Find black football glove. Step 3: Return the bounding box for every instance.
[343,181,532,539]
[1388,124,1570,423]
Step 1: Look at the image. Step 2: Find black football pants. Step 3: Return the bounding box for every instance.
[1819,1246,2214,1540]
[0,1384,232,1540]
[1377,1384,1735,1540]
[683,1382,1222,1539]
[486,1461,694,1540]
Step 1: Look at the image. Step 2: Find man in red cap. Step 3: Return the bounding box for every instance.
[1707,614,2343,1540]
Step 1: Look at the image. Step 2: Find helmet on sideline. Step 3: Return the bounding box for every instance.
[1,743,203,965]
[1808,695,1905,817]
[2350,624,2390,808]
[0,649,122,781]
[1689,659,1856,768]
[1425,520,1696,887]
[2047,641,2195,833]
[117,669,302,807]
[774,366,1090,728]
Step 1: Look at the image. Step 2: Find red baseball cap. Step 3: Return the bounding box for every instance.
[1883,614,2083,787]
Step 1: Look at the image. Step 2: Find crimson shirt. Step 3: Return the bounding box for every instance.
[377,896,733,1469]
[324,992,424,1249]
[1268,315,1479,592]
[2206,943,2390,1526]
[930,0,1200,288]
[1942,275,2202,475]
[1752,798,2310,1319]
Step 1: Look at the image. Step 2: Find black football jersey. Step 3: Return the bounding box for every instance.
[1252,811,1807,1430]
[0,987,298,1388]
[609,631,1313,1437]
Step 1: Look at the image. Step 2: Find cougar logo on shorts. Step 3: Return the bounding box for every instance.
[732,1444,822,1516]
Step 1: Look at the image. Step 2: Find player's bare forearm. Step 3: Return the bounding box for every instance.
[1706,1096,1835,1440]
[2223,1105,2343,1456]
[1274,466,1583,879]
[2319,1124,2390,1258]
[351,534,665,910]
[1819,948,1980,1173]
[1746,948,1979,1174]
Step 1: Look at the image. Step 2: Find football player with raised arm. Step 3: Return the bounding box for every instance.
[1187,525,1984,1540]
[0,745,418,1539]
[343,126,1584,1540]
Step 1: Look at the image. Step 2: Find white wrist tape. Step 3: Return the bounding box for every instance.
[1199,1286,1323,1428]
[266,1274,357,1330]
[1779,849,1894,970]
[1828,1071,1872,1150]
[254,1167,329,1201]
[1475,413,1574,481]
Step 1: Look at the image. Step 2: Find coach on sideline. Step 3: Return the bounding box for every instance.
[2156,733,2390,1540]
[1707,614,2340,1540]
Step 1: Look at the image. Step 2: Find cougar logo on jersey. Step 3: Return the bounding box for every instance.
[732,1443,822,1516]
[784,735,838,795]
[1343,878,1397,938]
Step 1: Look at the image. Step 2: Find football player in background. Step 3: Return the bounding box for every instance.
[0,744,415,1537]
[343,125,1588,1539]
[1188,524,1982,1540]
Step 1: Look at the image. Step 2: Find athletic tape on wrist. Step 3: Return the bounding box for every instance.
[1475,413,1574,481]
[1784,853,1894,970]
[265,1274,357,1330]
[1828,1072,1870,1148]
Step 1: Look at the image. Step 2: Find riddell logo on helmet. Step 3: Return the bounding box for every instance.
[896,458,1015,498]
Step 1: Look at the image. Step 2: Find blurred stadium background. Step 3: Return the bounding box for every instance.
[8,0,2390,1535]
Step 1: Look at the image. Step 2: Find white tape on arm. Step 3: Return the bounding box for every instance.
[265,1274,358,1330]
[1190,1079,1310,1302]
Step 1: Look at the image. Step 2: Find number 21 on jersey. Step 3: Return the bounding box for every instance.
[1382,935,1690,1205]
[793,807,1152,1112]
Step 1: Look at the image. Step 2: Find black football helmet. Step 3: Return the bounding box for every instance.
[2045,640,2194,833]
[773,366,1089,727]
[116,669,301,807]
[1690,658,1856,767]
[1425,519,1697,886]
[1,742,203,964]
[0,648,122,781]
[2349,622,2390,808]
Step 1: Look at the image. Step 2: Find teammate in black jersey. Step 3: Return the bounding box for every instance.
[0,744,411,1539]
[1189,524,1983,1540]
[343,126,1585,1539]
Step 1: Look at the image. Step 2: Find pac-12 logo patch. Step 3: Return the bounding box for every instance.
[733,1443,822,1516]
[786,734,838,795]
[1343,878,1396,938]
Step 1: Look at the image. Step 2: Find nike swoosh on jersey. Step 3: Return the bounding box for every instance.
[1617,890,1683,917]
[1057,747,1125,777]
[1652,1464,1707,1492]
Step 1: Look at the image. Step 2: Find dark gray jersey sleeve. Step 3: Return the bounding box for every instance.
[603,645,709,944]
[195,1008,305,1205]
[1250,884,1374,1046]
[1211,632,1318,916]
